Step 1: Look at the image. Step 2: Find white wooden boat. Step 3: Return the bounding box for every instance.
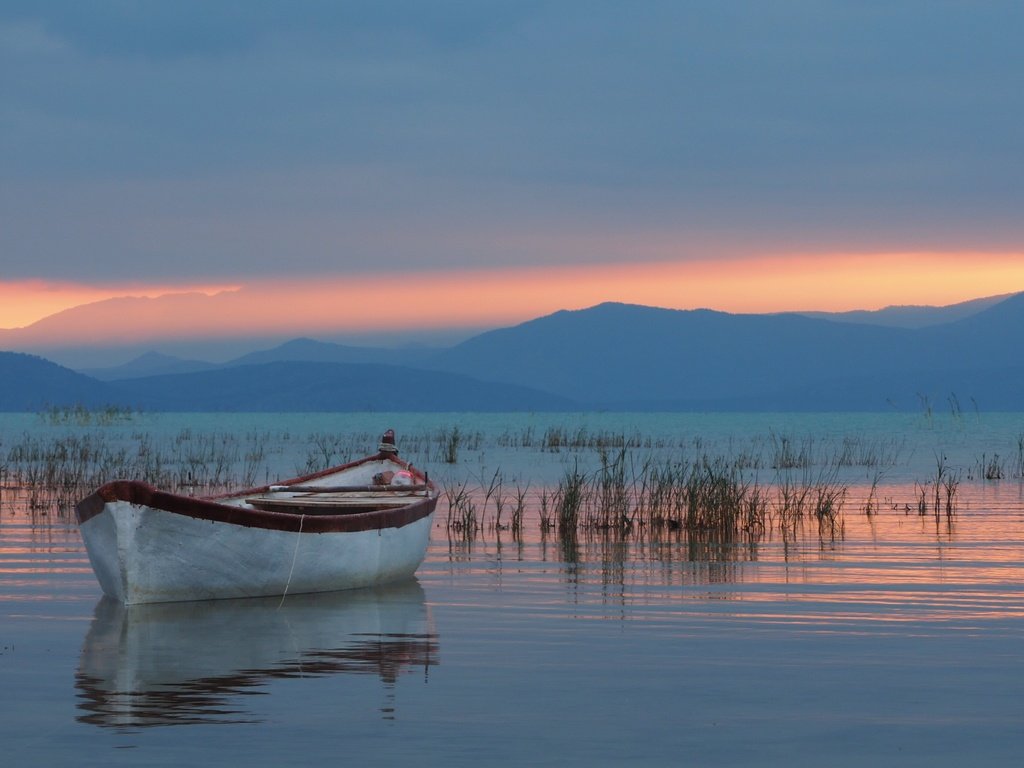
[76,430,437,605]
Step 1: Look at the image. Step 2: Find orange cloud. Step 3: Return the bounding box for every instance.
[4,252,1023,346]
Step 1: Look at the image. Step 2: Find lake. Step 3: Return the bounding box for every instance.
[2,412,1024,766]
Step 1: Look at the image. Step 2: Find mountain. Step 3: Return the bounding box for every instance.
[225,338,435,368]
[0,291,471,369]
[77,338,440,382]
[424,295,1024,410]
[799,292,1014,329]
[0,293,221,347]
[0,352,118,411]
[6,293,1024,412]
[921,290,1024,340]
[109,362,575,412]
[79,351,219,381]
[0,353,575,412]
[425,303,910,405]
[0,291,317,369]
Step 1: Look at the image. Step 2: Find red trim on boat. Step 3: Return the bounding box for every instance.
[75,451,437,534]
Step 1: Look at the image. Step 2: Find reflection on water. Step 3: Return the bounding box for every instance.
[429,483,1024,629]
[74,581,438,729]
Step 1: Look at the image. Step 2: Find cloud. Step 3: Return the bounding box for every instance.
[1,2,1022,288]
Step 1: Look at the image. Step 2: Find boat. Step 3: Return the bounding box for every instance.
[76,430,438,605]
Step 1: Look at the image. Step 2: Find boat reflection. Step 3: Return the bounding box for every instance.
[75,580,438,728]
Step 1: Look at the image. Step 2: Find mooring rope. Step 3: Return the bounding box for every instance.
[278,513,305,609]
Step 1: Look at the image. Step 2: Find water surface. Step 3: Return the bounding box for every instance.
[2,413,1024,766]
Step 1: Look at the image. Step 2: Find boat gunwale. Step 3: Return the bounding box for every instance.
[76,450,437,534]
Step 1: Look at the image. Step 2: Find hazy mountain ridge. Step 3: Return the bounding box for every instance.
[0,352,117,411]
[422,293,1024,409]
[799,293,1015,329]
[226,338,436,368]
[3,292,1024,412]
[79,351,220,381]
[108,362,574,412]
[0,293,222,341]
[0,354,574,412]
[425,302,919,404]
[0,289,1013,367]
[79,339,433,381]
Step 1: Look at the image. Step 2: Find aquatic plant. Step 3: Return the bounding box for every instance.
[1,427,294,515]
[478,468,503,530]
[554,462,588,535]
[0,416,994,552]
[835,436,905,468]
[940,465,961,519]
[863,471,883,516]
[978,453,1005,481]
[510,483,529,534]
[949,393,963,420]
[538,488,554,531]
[591,447,631,531]
[910,457,960,519]
[918,393,934,422]
[913,481,930,516]
[440,426,461,464]
[770,431,813,470]
[39,404,137,426]
[811,472,846,541]
[445,479,478,534]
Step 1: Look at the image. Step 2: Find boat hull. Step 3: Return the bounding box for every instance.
[80,499,434,604]
[76,439,437,605]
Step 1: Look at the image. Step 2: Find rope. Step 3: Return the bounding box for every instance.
[277,513,305,609]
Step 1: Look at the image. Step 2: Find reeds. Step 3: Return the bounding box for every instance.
[973,453,1005,481]
[488,474,529,534]
[39,404,137,426]
[439,426,461,464]
[771,432,813,470]
[541,428,650,453]
[522,450,851,546]
[910,455,960,521]
[444,479,478,535]
[2,426,294,516]
[0,412,987,548]
[863,471,883,516]
[554,462,587,535]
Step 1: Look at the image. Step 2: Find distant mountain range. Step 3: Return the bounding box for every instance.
[423,295,1024,410]
[78,350,220,381]
[0,355,573,412]
[3,292,1024,412]
[0,353,116,411]
[798,292,1015,328]
[76,339,437,381]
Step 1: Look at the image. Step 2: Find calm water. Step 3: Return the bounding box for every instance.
[2,413,1024,766]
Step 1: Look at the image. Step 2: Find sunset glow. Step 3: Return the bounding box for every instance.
[0,280,240,330]
[3,253,1023,346]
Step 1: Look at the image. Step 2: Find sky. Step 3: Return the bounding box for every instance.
[2,2,1023,350]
